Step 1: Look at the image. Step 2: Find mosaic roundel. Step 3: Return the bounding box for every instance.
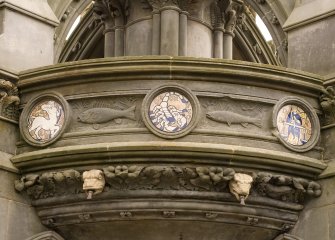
[149,91,193,133]
[276,104,312,146]
[27,100,65,143]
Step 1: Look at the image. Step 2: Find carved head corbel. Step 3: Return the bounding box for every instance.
[83,169,106,199]
[229,173,253,205]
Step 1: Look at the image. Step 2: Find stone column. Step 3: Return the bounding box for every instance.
[179,11,188,56]
[160,6,180,56]
[213,28,224,58]
[222,31,234,59]
[222,10,237,60]
[152,10,161,55]
[104,21,115,57]
[93,0,128,58]
[114,25,125,57]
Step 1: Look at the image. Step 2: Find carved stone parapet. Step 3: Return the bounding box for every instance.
[15,166,322,205]
[0,79,20,120]
[320,86,335,125]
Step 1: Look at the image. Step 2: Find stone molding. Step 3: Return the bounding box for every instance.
[11,142,326,177]
[283,0,335,31]
[0,0,59,27]
[25,231,64,240]
[273,233,303,240]
[18,57,324,95]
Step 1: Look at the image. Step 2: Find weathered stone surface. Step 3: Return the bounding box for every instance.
[0,1,58,71]
[287,15,335,75]
[0,198,46,240]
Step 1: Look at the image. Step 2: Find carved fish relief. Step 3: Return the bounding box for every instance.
[77,105,136,126]
[206,110,262,128]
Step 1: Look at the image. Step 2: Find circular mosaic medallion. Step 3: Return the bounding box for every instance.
[273,97,320,152]
[20,93,70,147]
[149,92,193,133]
[142,85,200,139]
[27,100,65,143]
[276,105,312,146]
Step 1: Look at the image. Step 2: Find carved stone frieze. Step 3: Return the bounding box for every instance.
[0,79,20,120]
[203,97,264,128]
[71,96,141,130]
[320,86,335,125]
[15,170,82,199]
[254,172,321,202]
[15,166,322,205]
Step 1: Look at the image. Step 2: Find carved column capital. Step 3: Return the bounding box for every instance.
[228,1,245,33]
[144,0,197,11]
[211,0,245,35]
[93,0,129,29]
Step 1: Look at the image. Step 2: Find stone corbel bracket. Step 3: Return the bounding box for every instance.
[0,79,20,120]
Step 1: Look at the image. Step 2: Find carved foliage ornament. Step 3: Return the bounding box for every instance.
[15,166,321,205]
[143,0,198,11]
[93,0,129,26]
[210,0,246,33]
[19,93,70,147]
[272,97,320,152]
[142,84,200,139]
[0,79,20,120]
[320,86,335,125]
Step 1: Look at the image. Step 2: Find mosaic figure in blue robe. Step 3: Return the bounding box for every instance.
[286,110,305,145]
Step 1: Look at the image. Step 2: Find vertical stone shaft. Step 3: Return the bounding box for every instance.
[223,32,234,59]
[213,29,224,58]
[160,7,180,56]
[114,27,124,56]
[152,10,161,55]
[104,20,115,57]
[179,11,188,56]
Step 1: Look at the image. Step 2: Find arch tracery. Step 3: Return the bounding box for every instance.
[52,0,294,66]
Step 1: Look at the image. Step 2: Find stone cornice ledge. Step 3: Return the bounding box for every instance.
[18,57,324,97]
[11,142,327,177]
[283,0,335,31]
[0,0,59,27]
[0,151,18,173]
